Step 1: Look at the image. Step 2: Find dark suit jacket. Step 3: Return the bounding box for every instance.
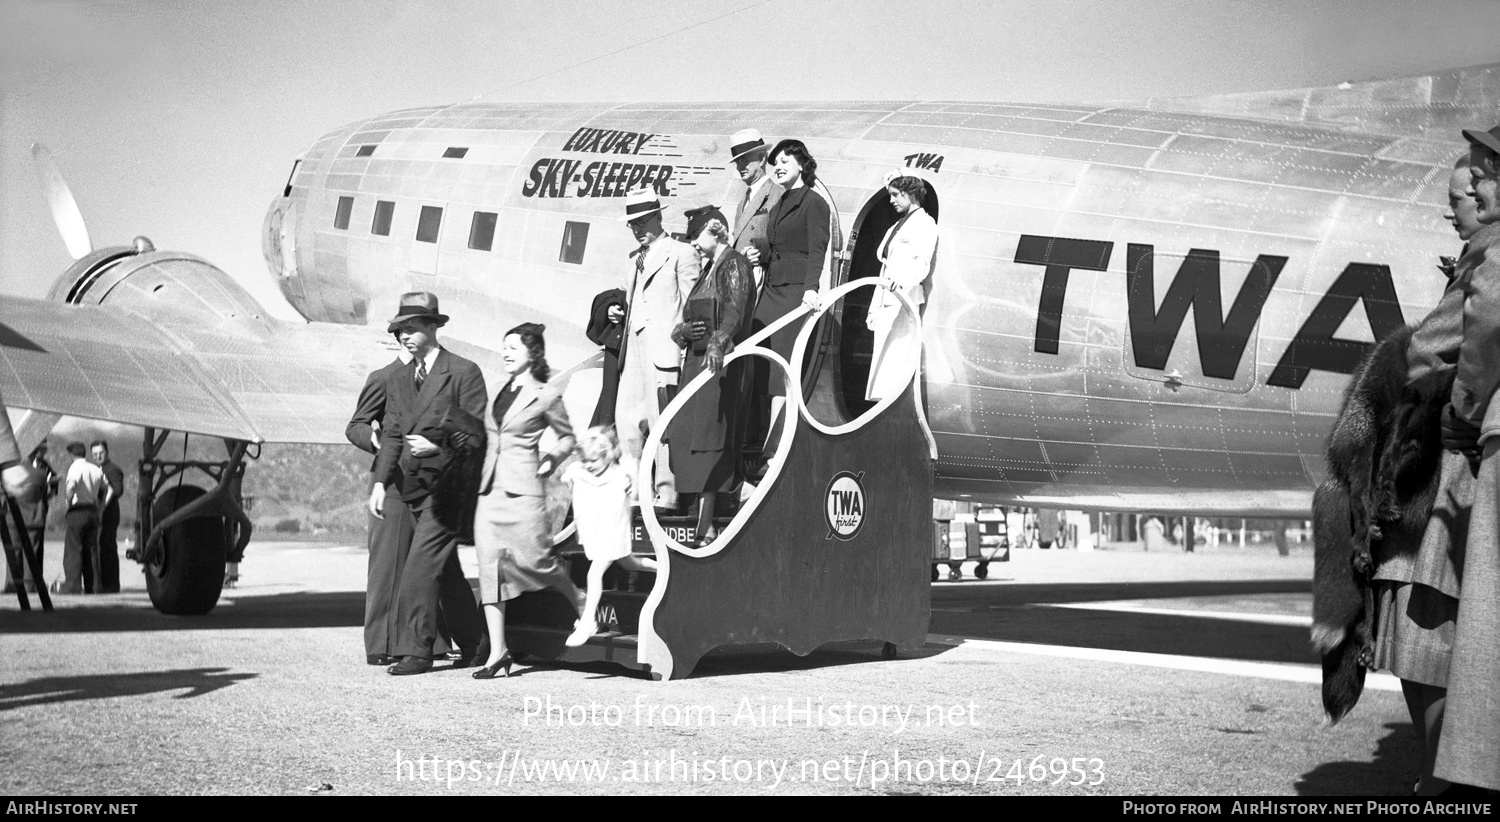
[764,184,832,292]
[373,348,488,528]
[347,358,407,467]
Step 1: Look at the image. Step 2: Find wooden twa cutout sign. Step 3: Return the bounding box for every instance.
[508,280,935,679]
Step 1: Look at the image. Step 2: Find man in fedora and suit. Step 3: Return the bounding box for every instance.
[368,292,487,675]
[729,127,843,293]
[612,188,700,511]
[726,128,783,293]
[347,343,463,667]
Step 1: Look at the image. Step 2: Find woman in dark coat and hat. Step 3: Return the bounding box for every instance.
[669,205,756,545]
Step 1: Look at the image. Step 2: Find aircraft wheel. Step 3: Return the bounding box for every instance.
[931,565,939,582]
[947,562,963,580]
[881,642,898,660]
[145,485,227,615]
[974,562,989,580]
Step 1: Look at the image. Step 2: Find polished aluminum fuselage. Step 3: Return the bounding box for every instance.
[263,89,1475,515]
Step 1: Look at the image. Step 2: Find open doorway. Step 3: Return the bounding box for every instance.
[836,182,939,418]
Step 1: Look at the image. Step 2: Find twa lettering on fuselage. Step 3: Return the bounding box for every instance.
[1013,234,1406,390]
[903,152,944,173]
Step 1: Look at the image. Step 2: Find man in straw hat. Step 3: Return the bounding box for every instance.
[368,292,487,675]
[726,128,783,291]
[613,189,700,511]
[726,127,843,293]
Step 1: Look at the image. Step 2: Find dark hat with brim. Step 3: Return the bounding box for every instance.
[1463,124,1500,156]
[386,291,449,332]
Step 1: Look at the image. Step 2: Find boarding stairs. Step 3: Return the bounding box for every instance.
[504,279,937,679]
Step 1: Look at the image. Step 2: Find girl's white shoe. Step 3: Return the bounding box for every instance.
[565,619,598,647]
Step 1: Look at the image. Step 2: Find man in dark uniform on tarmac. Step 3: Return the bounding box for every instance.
[347,343,465,667]
[368,292,487,676]
[89,440,125,593]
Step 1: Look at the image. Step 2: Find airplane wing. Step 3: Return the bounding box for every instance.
[0,296,394,443]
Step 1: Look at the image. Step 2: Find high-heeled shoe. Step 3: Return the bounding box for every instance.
[471,654,513,679]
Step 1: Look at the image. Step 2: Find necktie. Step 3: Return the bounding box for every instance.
[740,185,752,223]
[415,359,427,391]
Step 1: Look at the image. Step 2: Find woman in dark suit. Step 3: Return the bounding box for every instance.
[745,139,833,444]
[471,323,585,678]
[670,205,756,544]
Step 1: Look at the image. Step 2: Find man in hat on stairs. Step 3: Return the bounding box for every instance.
[612,189,699,512]
[726,128,782,293]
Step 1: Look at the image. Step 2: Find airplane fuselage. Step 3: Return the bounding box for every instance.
[262,101,1461,516]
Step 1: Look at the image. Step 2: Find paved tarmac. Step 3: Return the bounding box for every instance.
[0,540,1416,796]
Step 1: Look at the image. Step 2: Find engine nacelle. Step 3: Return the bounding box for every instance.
[47,236,273,337]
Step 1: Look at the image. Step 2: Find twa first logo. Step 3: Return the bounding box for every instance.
[825,472,867,541]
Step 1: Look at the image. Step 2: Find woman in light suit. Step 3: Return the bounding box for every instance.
[865,171,938,402]
[472,323,586,678]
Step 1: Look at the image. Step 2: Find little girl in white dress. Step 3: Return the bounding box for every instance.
[562,426,655,647]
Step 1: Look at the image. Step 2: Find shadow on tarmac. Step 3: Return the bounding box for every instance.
[932,580,1316,665]
[0,590,368,633]
[1293,722,1416,796]
[0,667,258,712]
[2,580,1316,672]
[933,579,1309,606]
[506,641,950,681]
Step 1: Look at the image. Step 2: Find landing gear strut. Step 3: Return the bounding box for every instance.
[127,428,256,615]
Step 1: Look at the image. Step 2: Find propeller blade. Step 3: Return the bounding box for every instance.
[30,143,93,260]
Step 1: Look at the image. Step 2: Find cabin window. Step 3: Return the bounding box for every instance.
[468,211,498,251]
[443,147,469,159]
[355,145,376,157]
[333,196,354,230]
[415,206,443,243]
[371,200,394,236]
[560,221,589,264]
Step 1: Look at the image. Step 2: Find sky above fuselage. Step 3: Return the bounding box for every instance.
[3,0,1497,317]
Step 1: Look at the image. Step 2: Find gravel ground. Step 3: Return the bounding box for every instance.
[0,540,1413,796]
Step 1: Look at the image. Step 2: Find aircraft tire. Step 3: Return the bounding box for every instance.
[974,562,989,580]
[145,484,227,616]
